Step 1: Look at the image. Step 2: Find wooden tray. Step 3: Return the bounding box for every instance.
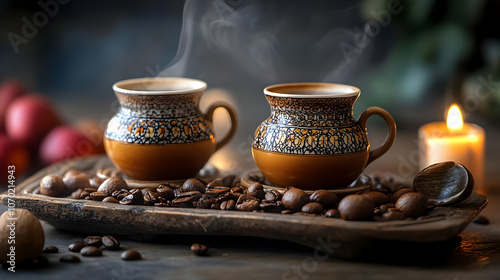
[0,155,487,256]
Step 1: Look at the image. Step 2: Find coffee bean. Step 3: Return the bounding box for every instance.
[79,190,91,199]
[211,203,220,209]
[60,254,80,263]
[236,200,259,211]
[206,186,230,198]
[221,175,236,187]
[196,195,218,209]
[102,235,120,250]
[98,177,128,196]
[157,184,174,200]
[112,189,129,200]
[382,210,405,221]
[71,189,84,199]
[120,189,143,205]
[281,187,309,211]
[338,194,374,221]
[84,187,98,193]
[379,204,389,213]
[182,178,206,193]
[265,190,282,202]
[143,190,159,206]
[395,192,428,217]
[247,182,265,200]
[220,200,235,210]
[172,191,202,207]
[259,200,282,213]
[121,250,141,260]
[324,209,340,218]
[40,174,66,197]
[102,196,119,203]
[301,202,323,214]
[390,188,414,203]
[68,242,86,252]
[84,236,102,247]
[473,215,489,225]
[80,246,102,257]
[43,245,59,253]
[206,179,223,189]
[230,186,245,193]
[309,190,338,209]
[361,191,389,206]
[190,243,208,256]
[90,192,107,201]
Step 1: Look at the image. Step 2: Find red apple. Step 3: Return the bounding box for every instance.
[6,95,61,149]
[0,134,30,184]
[0,80,26,132]
[39,125,99,165]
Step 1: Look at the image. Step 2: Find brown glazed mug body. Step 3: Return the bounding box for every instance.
[104,77,237,180]
[252,83,396,189]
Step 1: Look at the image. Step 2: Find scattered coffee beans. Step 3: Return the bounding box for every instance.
[68,242,86,252]
[80,246,102,257]
[121,250,141,260]
[60,254,80,263]
[191,243,208,256]
[42,245,59,253]
[84,236,103,247]
[102,235,120,250]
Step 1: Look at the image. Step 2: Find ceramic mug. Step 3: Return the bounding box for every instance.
[104,77,237,180]
[252,83,396,189]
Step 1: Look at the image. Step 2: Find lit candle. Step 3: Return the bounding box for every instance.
[419,104,485,194]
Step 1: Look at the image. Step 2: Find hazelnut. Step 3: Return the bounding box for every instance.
[247,182,265,200]
[182,178,206,193]
[0,209,45,263]
[281,187,309,211]
[361,191,389,206]
[338,194,374,221]
[63,173,91,193]
[395,192,428,217]
[390,188,414,203]
[309,190,338,209]
[98,177,128,196]
[40,174,66,197]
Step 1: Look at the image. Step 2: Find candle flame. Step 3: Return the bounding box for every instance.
[447,104,463,130]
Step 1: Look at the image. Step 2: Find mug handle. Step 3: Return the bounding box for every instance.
[358,107,397,167]
[205,102,238,151]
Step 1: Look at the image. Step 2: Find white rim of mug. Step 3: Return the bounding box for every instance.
[264,82,360,98]
[113,77,207,95]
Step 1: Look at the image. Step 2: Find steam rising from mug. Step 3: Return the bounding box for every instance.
[158,0,370,83]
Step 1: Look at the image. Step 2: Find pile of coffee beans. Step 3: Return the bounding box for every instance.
[40,170,434,221]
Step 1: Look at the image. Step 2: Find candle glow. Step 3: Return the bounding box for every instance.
[419,104,485,194]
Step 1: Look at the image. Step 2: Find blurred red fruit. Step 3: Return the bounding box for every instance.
[0,134,30,184]
[6,95,61,150]
[76,120,105,154]
[0,80,26,133]
[39,125,99,165]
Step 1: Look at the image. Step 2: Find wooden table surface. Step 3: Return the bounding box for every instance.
[1,127,499,280]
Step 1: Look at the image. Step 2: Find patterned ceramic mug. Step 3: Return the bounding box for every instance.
[252,83,396,189]
[104,77,237,180]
